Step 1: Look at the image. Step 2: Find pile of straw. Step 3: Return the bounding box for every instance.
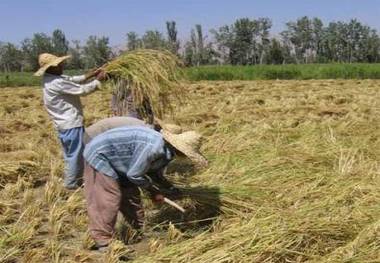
[103,49,184,120]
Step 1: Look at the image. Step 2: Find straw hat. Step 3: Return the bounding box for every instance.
[154,117,183,134]
[162,130,208,167]
[34,53,71,76]
[154,118,208,167]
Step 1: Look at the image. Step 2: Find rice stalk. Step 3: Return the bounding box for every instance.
[45,238,63,263]
[1,177,31,198]
[103,49,184,120]
[166,222,183,242]
[0,161,37,187]
[0,80,379,262]
[44,176,63,205]
[314,219,380,262]
[0,247,20,263]
[104,240,133,263]
[0,207,39,249]
[81,230,95,250]
[48,201,68,237]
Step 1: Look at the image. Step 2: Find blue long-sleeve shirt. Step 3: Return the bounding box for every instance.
[83,126,171,188]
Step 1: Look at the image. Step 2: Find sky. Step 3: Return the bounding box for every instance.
[1,0,380,46]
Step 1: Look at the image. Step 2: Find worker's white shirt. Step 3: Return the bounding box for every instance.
[42,73,101,131]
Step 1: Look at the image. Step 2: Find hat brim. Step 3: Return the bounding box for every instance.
[34,55,71,76]
[154,117,182,134]
[162,130,208,167]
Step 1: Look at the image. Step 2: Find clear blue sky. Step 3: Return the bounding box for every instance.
[1,0,380,46]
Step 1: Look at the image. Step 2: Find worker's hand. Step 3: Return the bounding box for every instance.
[151,193,165,204]
[85,68,102,80]
[147,184,165,204]
[96,70,107,81]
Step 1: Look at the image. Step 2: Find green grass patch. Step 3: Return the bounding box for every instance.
[186,63,380,81]
[0,72,41,87]
[0,70,83,88]
[2,64,380,87]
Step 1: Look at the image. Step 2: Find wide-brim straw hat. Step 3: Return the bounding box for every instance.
[154,117,183,134]
[155,118,208,167]
[34,53,71,76]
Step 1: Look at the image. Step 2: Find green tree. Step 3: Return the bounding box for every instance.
[52,29,69,56]
[184,24,216,66]
[141,30,167,50]
[320,19,380,63]
[0,42,23,72]
[194,24,205,65]
[365,29,380,62]
[212,18,272,65]
[311,18,325,62]
[256,18,272,64]
[267,38,284,64]
[21,33,54,71]
[126,32,142,51]
[66,40,83,70]
[281,16,315,63]
[231,18,256,65]
[166,21,180,55]
[211,25,234,64]
[183,28,198,66]
[83,36,112,68]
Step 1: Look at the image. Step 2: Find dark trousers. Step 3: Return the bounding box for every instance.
[84,162,144,246]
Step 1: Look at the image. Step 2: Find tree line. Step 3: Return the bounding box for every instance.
[1,16,380,72]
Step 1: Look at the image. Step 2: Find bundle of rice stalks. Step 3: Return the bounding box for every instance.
[103,49,184,121]
[0,160,37,187]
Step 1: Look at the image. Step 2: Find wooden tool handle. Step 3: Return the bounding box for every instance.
[163,197,186,213]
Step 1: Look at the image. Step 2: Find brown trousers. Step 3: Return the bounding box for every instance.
[84,162,144,246]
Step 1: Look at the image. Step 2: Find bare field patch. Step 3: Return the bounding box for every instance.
[0,80,379,262]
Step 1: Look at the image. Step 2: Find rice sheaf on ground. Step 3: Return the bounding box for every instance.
[0,80,379,262]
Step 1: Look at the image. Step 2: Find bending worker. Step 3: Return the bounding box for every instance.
[83,123,208,250]
[34,53,106,189]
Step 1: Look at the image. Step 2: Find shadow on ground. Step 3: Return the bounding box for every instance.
[166,158,198,177]
[148,185,221,232]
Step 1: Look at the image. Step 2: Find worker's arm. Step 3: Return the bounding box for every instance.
[54,79,101,96]
[126,136,170,204]
[148,169,181,196]
[126,139,166,188]
[62,74,86,83]
[148,169,173,188]
[62,69,103,83]
[126,146,156,188]
[53,71,106,96]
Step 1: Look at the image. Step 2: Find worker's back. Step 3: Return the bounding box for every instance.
[83,126,168,187]
[84,116,149,144]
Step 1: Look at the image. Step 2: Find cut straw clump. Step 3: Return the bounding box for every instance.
[103,49,184,120]
[0,160,38,187]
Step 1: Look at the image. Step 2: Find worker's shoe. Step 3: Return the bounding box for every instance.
[90,243,109,252]
[64,178,84,190]
[64,185,80,191]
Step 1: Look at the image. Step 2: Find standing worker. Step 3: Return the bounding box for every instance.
[83,125,208,250]
[35,53,106,189]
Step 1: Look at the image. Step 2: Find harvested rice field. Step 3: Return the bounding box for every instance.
[0,80,379,262]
